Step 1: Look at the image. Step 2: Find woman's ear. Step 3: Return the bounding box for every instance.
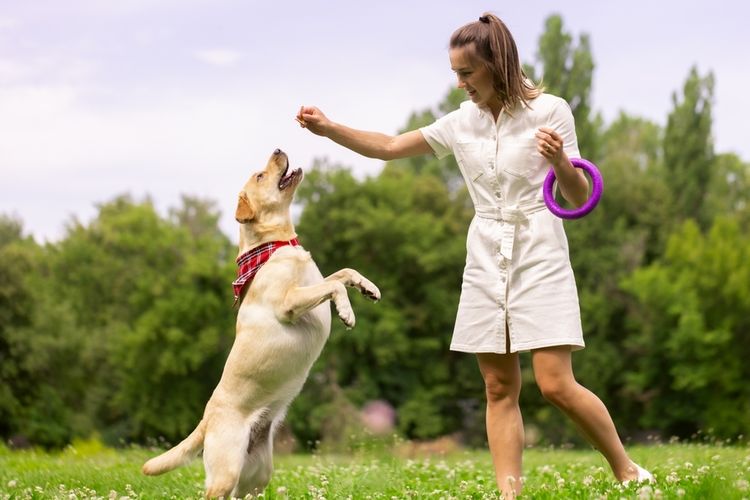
[235,192,255,223]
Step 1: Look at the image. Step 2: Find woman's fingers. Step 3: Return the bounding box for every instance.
[536,128,561,157]
[296,106,317,127]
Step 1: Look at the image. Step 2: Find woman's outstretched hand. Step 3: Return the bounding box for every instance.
[296,106,330,137]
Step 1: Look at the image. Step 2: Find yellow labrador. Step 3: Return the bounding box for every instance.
[142,148,380,498]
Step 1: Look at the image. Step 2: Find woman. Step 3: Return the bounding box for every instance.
[296,13,653,497]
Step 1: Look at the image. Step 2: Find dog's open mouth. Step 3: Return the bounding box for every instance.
[278,163,302,190]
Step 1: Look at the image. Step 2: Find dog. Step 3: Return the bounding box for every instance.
[142,148,380,498]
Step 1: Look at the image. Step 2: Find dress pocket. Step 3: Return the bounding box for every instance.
[499,138,541,178]
[454,142,485,182]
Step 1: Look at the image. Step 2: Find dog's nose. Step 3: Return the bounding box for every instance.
[274,148,282,155]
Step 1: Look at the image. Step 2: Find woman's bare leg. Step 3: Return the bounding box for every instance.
[476,351,524,497]
[531,346,642,481]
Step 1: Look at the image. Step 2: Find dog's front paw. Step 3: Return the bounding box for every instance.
[358,278,381,302]
[338,306,356,329]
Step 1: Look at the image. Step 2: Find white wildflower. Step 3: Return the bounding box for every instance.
[736,479,749,492]
[636,485,653,499]
[6,481,16,488]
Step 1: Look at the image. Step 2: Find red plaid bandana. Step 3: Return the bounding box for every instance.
[232,238,300,304]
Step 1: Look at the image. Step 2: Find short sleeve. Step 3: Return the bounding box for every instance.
[419,110,458,160]
[548,98,581,159]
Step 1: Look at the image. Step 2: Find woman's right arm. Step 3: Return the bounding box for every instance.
[296,106,433,161]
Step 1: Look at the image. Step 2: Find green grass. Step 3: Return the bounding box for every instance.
[1,441,749,499]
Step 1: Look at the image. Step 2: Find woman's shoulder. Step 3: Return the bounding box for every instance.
[526,92,570,111]
[434,100,480,125]
[458,99,479,114]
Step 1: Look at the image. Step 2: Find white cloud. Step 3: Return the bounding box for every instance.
[193,49,242,67]
[0,16,19,29]
[0,59,30,83]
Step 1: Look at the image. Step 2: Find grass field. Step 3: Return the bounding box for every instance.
[1,440,749,499]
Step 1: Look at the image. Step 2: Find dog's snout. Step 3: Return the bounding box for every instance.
[273,148,282,155]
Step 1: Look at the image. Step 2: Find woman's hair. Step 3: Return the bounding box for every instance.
[450,13,541,110]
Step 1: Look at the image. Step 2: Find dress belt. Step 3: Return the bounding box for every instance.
[474,200,547,261]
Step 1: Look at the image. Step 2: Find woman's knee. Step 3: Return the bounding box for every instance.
[477,353,521,404]
[483,372,521,403]
[536,377,576,408]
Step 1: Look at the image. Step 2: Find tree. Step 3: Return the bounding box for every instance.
[704,153,750,225]
[663,66,715,225]
[621,216,750,438]
[0,216,36,440]
[39,195,235,444]
[0,216,80,447]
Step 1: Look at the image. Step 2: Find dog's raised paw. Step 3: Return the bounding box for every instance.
[338,307,356,329]
[359,280,381,302]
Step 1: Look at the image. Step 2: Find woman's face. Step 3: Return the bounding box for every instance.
[449,45,498,111]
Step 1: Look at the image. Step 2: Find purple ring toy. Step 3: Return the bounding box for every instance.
[543,157,603,219]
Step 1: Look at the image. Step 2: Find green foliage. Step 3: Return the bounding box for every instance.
[622,216,750,437]
[663,66,715,225]
[0,196,235,447]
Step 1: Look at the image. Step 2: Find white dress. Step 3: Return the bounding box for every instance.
[420,94,585,354]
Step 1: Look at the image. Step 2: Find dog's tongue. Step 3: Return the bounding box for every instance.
[278,167,296,190]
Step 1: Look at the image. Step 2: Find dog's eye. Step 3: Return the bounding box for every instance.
[256,173,264,181]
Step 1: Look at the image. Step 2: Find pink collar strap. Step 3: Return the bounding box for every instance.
[232,238,300,303]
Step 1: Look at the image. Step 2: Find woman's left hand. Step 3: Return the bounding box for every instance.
[535,127,565,167]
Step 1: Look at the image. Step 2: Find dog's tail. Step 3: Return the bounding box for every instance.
[142,419,206,476]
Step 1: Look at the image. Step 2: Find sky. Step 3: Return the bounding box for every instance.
[1,0,747,243]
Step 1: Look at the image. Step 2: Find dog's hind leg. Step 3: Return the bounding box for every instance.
[202,410,253,499]
[235,414,275,497]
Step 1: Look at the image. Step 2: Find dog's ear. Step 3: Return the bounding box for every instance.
[235,192,255,223]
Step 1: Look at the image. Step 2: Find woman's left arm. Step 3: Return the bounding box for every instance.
[535,127,589,207]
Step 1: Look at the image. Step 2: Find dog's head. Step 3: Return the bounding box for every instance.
[235,148,303,225]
